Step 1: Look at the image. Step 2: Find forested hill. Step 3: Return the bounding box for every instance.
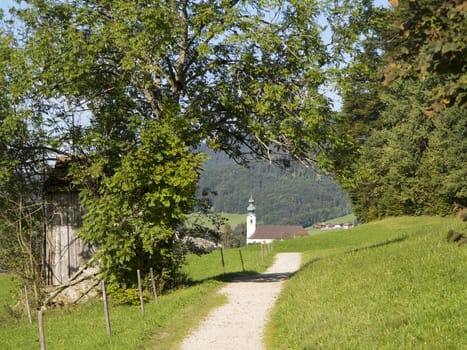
[197,149,352,227]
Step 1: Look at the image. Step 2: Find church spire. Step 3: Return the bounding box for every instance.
[247,193,255,213]
[246,194,256,241]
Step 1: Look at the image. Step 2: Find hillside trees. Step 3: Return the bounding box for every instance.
[10,0,344,286]
[197,150,351,227]
[383,0,467,110]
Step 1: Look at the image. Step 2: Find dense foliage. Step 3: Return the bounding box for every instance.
[384,0,466,110]
[331,0,466,222]
[1,0,344,288]
[0,15,47,305]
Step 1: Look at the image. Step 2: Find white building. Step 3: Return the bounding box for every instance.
[246,195,307,244]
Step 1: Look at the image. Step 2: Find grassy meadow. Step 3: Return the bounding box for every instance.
[0,215,465,349]
[0,244,273,350]
[266,216,467,349]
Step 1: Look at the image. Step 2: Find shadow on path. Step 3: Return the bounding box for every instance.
[228,271,297,283]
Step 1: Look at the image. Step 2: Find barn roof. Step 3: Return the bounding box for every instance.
[249,225,307,240]
[44,156,87,193]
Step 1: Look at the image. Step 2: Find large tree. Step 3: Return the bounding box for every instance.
[12,0,340,286]
[332,0,466,221]
[384,0,467,111]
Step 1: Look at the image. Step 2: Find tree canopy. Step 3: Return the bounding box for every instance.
[1,0,465,292]
[384,0,466,110]
[18,0,338,164]
[331,0,466,222]
[3,0,343,287]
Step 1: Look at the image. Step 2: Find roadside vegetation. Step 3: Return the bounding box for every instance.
[1,216,465,349]
[0,244,273,350]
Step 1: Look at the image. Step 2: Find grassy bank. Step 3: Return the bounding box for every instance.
[1,280,224,350]
[184,212,245,229]
[0,244,273,350]
[266,216,467,349]
[1,216,465,349]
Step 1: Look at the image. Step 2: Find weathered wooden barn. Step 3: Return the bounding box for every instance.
[44,156,93,286]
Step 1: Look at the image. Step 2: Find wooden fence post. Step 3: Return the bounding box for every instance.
[220,248,226,275]
[239,249,245,272]
[149,267,159,304]
[101,280,111,336]
[137,269,145,317]
[38,307,46,350]
[24,286,32,325]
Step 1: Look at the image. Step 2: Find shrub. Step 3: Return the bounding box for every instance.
[106,284,144,306]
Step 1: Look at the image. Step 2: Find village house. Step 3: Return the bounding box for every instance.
[246,195,307,244]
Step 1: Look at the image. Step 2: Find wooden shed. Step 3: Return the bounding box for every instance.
[44,156,93,286]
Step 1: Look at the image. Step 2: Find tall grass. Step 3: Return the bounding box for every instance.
[266,216,467,349]
[0,244,274,349]
[0,280,225,350]
[0,274,14,320]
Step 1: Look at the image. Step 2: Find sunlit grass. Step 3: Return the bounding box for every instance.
[266,216,467,349]
[0,279,225,350]
[2,216,464,349]
[0,274,14,320]
[0,242,275,350]
[184,212,245,229]
[183,244,274,282]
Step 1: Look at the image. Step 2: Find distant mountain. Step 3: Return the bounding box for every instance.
[196,148,351,227]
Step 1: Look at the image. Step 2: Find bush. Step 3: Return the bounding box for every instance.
[106,284,144,306]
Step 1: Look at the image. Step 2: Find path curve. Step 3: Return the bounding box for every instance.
[180,252,302,350]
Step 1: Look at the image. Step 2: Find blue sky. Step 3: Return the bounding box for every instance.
[0,0,16,13]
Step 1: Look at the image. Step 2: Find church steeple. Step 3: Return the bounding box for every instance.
[247,194,256,213]
[246,194,256,241]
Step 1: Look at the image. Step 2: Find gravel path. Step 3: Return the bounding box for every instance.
[180,252,302,350]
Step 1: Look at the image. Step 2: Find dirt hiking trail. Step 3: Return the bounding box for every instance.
[180,252,302,350]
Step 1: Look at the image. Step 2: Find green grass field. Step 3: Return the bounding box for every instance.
[0,244,273,350]
[266,216,467,349]
[0,274,14,320]
[1,216,465,349]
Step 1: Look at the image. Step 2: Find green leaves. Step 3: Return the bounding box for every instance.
[330,0,466,221]
[77,118,205,284]
[341,75,466,222]
[385,0,467,109]
[5,0,357,286]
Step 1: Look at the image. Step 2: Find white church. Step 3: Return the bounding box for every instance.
[246,195,307,244]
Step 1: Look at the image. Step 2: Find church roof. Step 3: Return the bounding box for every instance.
[249,225,307,240]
